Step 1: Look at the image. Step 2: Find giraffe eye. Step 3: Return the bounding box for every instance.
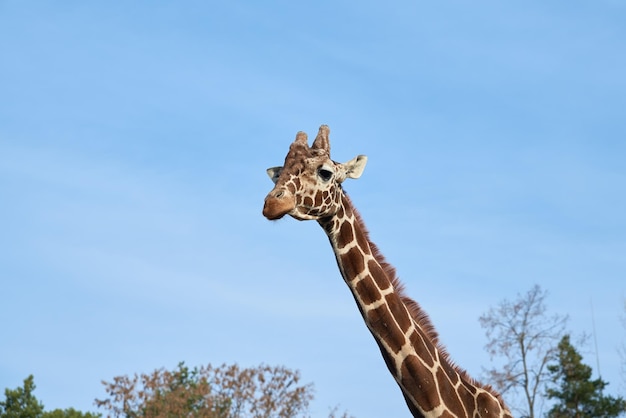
[317,168,333,182]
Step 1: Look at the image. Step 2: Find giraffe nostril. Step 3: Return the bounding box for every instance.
[274,190,285,199]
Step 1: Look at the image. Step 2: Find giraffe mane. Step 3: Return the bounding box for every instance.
[343,191,505,401]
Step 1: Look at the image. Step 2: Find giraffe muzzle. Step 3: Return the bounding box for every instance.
[263,189,296,220]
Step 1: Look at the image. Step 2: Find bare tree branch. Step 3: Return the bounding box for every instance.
[479,284,568,418]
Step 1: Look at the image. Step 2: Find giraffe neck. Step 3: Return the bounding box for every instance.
[318,193,512,418]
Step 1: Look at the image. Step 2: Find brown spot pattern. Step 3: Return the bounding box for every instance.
[368,260,391,291]
[436,368,465,414]
[264,126,512,418]
[339,246,364,281]
[367,305,404,353]
[338,222,354,249]
[385,294,412,334]
[315,191,323,206]
[354,276,382,306]
[401,355,441,412]
[409,329,436,368]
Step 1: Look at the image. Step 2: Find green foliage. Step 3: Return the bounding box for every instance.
[545,335,626,418]
[0,375,100,418]
[3,366,351,418]
[42,409,100,418]
[0,375,44,418]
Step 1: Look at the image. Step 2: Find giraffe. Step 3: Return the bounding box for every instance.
[262,125,513,418]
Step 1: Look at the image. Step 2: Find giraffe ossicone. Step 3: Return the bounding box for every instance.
[263,125,512,418]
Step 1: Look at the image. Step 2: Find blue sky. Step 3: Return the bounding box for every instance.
[1,1,625,417]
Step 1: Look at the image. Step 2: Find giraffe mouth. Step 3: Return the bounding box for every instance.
[262,195,296,220]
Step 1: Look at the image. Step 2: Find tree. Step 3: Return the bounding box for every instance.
[479,284,568,418]
[0,376,99,418]
[43,409,100,418]
[0,375,44,418]
[546,334,626,418]
[95,362,315,418]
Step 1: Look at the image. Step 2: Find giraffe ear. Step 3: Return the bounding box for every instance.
[266,166,282,184]
[343,155,367,180]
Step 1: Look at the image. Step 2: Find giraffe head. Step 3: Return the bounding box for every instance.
[263,125,367,221]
